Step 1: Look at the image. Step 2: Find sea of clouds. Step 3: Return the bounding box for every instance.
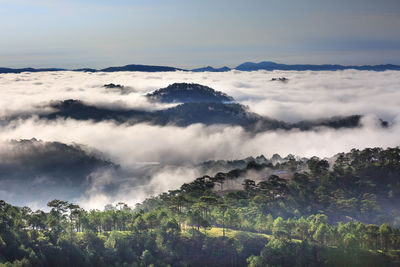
[0,70,399,209]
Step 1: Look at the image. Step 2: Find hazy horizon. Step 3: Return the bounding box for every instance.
[1,0,400,69]
[2,59,400,70]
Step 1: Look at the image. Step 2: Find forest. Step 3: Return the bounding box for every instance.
[1,147,400,266]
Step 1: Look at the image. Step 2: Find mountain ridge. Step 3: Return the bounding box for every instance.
[1,61,400,73]
[191,66,231,72]
[235,61,400,71]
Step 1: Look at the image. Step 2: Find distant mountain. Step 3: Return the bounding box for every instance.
[2,61,400,73]
[191,66,231,72]
[72,68,98,72]
[101,64,183,72]
[0,64,182,73]
[146,83,235,103]
[235,61,400,71]
[0,67,66,74]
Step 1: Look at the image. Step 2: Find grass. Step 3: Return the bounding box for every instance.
[205,227,270,239]
[76,230,131,241]
[205,227,302,243]
[77,227,304,243]
[180,227,270,242]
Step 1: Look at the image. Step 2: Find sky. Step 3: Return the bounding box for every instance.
[1,0,400,68]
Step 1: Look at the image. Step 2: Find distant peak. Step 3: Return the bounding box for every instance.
[101,64,183,72]
[191,66,231,72]
[235,61,400,71]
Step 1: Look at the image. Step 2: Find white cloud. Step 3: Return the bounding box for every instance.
[0,70,399,209]
[1,70,399,121]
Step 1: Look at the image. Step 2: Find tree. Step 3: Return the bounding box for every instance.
[379,223,393,251]
[218,204,228,237]
[225,209,241,229]
[67,203,80,240]
[243,179,256,194]
[360,193,381,220]
[307,157,329,175]
[272,217,289,240]
[342,233,360,257]
[365,224,379,249]
[134,216,147,233]
[47,199,69,241]
[140,249,154,266]
[313,223,330,245]
[295,217,309,240]
[143,212,158,232]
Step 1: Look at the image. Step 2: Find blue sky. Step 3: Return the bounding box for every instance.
[1,0,400,68]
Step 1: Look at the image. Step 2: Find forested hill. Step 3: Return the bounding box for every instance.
[139,147,400,226]
[1,147,400,266]
[146,83,235,103]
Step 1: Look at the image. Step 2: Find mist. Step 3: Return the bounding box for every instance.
[0,70,399,209]
[1,70,399,121]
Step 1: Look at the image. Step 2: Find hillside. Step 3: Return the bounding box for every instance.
[0,139,117,205]
[1,147,400,266]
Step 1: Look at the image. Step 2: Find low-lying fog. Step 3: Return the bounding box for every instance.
[0,70,399,209]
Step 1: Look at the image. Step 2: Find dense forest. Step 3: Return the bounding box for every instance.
[1,147,400,266]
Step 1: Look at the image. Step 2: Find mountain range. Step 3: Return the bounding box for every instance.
[1,61,400,73]
[234,61,400,71]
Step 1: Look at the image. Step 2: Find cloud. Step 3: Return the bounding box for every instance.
[1,70,399,121]
[0,115,399,209]
[0,70,399,209]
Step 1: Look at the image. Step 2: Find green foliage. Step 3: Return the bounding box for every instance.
[1,147,400,266]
